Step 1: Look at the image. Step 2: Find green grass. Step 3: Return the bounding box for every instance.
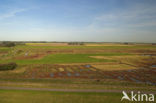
[0,53,130,64]
[0,78,155,91]
[0,47,11,53]
[40,53,121,63]
[1,89,155,103]
[0,89,124,103]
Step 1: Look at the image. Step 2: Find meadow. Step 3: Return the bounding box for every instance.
[0,89,123,103]
[0,89,155,103]
[0,42,156,103]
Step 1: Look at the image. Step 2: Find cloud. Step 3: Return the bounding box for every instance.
[83,3,156,43]
[89,4,156,29]
[0,8,27,19]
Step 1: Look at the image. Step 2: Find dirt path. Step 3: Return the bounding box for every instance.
[0,86,155,94]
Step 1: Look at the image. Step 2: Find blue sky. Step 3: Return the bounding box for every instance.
[0,0,156,42]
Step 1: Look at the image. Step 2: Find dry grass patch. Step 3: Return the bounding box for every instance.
[90,55,153,66]
[85,43,133,46]
[66,68,73,72]
[11,67,26,73]
[26,43,68,46]
[51,68,58,73]
[92,64,137,71]
[58,68,64,72]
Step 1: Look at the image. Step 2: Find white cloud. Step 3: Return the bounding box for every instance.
[82,4,156,43]
[0,9,27,19]
[89,4,156,29]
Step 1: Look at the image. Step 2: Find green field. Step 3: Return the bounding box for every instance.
[0,43,156,103]
[0,89,125,103]
[1,89,155,103]
[0,53,130,64]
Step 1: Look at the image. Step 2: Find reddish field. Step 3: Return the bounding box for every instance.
[21,64,156,85]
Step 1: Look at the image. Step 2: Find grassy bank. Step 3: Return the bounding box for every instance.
[0,89,123,103]
[0,78,155,91]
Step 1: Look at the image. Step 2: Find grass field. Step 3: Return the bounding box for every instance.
[0,53,128,64]
[0,89,124,103]
[1,89,155,103]
[0,43,156,103]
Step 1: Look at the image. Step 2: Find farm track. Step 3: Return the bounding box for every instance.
[0,86,156,94]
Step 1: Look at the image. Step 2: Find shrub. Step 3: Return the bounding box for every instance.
[0,42,15,47]
[68,42,84,45]
[0,62,17,71]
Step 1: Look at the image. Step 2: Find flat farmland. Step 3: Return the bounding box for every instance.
[0,43,156,103]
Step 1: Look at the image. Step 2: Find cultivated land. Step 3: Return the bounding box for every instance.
[0,42,156,103]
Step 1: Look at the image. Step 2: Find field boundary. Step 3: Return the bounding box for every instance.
[0,86,156,94]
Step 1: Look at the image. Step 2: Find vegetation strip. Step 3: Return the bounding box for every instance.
[0,86,156,94]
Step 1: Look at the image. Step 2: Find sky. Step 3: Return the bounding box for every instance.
[0,0,156,43]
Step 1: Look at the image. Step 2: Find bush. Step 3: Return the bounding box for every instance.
[0,62,17,71]
[68,42,84,45]
[0,42,15,47]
